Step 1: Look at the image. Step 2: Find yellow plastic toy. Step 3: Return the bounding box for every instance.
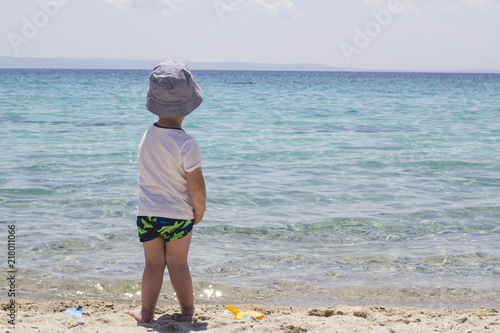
[227,305,265,320]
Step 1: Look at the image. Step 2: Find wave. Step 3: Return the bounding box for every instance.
[199,209,500,243]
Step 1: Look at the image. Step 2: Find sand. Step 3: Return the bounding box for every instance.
[1,300,499,333]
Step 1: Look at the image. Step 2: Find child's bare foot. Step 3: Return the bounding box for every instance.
[182,305,201,317]
[127,309,154,323]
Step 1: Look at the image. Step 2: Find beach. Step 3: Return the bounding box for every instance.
[2,0,500,328]
[2,299,500,332]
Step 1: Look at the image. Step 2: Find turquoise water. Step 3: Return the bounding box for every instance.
[1,69,499,308]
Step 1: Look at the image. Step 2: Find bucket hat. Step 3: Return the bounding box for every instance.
[145,60,203,117]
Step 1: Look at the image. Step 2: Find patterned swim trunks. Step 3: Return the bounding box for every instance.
[136,216,194,243]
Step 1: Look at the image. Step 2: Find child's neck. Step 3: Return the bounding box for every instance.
[156,116,184,129]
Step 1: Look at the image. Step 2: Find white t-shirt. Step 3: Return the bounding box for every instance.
[137,124,203,219]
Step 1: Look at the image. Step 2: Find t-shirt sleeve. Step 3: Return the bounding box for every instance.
[182,138,203,172]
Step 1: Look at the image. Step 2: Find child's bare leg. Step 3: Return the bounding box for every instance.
[128,237,166,322]
[165,231,196,316]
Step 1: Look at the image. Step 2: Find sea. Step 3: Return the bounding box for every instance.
[1,68,499,309]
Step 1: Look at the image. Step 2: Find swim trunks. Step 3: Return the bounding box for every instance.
[136,216,193,243]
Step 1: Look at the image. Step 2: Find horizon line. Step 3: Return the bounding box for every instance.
[0,56,499,74]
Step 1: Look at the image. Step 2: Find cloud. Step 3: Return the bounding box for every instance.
[249,0,304,17]
[465,0,500,11]
[103,0,130,10]
[364,0,388,10]
[103,0,303,17]
[103,0,191,14]
[442,4,462,11]
[366,0,500,14]
[427,3,462,12]
[425,0,500,13]
[364,0,418,13]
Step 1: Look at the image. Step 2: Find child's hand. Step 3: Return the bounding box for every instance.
[193,210,203,225]
[187,167,206,226]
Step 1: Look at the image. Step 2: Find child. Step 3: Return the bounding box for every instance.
[128,60,206,322]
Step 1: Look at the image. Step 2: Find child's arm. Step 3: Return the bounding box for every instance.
[187,167,206,225]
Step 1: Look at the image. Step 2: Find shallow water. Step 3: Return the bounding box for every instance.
[1,69,499,307]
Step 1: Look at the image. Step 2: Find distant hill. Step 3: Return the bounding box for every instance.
[187,62,351,72]
[0,56,352,71]
[0,56,499,73]
[0,56,158,70]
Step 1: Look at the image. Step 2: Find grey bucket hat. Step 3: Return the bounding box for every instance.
[145,60,203,118]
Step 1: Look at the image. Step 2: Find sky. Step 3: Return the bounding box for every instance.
[1,0,500,71]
